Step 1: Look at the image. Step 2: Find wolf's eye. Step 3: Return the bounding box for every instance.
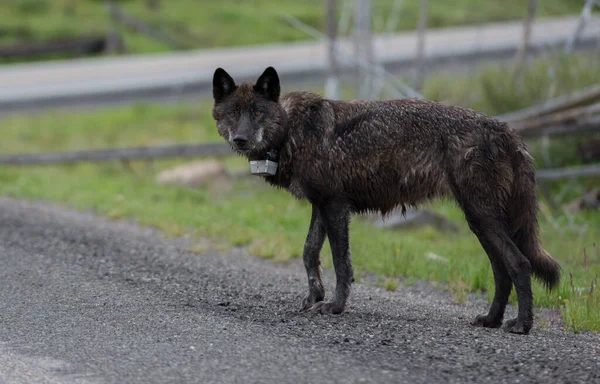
[254,110,261,117]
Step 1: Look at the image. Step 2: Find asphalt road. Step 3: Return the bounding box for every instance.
[1,16,599,113]
[0,197,599,384]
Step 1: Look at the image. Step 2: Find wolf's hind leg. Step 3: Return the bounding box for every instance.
[454,187,533,334]
[464,213,533,333]
[311,201,352,315]
[300,204,327,311]
[481,226,532,334]
[465,215,513,328]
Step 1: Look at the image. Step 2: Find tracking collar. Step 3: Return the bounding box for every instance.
[249,149,279,176]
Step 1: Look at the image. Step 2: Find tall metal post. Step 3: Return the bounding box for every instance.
[353,0,374,99]
[413,0,428,91]
[565,0,599,53]
[325,0,341,100]
[512,0,538,81]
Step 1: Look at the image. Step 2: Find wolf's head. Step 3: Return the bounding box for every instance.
[212,67,287,158]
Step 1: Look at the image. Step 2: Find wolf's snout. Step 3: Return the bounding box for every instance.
[233,135,249,146]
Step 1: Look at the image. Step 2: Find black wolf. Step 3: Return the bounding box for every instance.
[211,66,561,335]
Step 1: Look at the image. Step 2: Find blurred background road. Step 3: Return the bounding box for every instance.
[1,15,599,113]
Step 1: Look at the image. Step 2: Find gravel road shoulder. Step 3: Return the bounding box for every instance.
[0,197,598,383]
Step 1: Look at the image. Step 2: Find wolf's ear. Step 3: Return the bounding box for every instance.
[213,68,237,102]
[254,66,280,102]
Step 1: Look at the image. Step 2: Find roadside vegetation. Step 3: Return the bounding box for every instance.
[0,0,583,61]
[0,51,598,332]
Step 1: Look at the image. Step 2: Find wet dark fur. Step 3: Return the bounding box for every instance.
[211,67,561,335]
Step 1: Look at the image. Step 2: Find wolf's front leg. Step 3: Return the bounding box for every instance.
[311,201,352,315]
[300,204,327,311]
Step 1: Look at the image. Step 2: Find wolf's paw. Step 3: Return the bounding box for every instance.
[310,300,344,315]
[502,318,531,335]
[300,293,324,312]
[470,314,502,328]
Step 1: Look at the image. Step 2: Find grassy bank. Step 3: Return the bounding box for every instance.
[424,52,600,116]
[1,53,599,332]
[0,0,583,60]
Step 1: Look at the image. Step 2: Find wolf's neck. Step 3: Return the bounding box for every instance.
[249,101,291,163]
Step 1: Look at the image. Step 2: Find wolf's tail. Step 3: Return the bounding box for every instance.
[508,144,561,290]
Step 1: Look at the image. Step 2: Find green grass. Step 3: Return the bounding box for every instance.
[1,53,599,332]
[0,0,584,62]
[424,51,600,116]
[561,273,599,334]
[382,277,400,292]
